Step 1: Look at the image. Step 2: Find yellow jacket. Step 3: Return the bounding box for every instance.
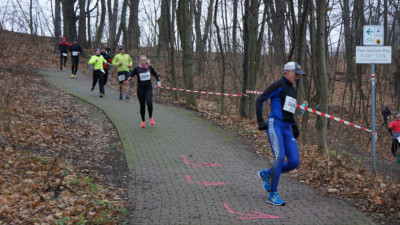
[112,53,133,72]
[88,55,107,70]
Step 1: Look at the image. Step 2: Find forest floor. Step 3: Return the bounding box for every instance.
[0,30,399,224]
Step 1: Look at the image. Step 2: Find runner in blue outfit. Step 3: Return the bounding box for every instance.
[256,62,306,206]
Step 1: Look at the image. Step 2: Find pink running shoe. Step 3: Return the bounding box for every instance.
[140,121,145,128]
[149,118,155,126]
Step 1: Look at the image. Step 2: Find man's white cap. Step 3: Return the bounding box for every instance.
[283,62,306,75]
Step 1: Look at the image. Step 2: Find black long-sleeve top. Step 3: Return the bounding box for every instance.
[130,66,160,90]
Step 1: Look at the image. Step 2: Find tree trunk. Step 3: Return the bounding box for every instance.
[158,0,170,52]
[86,0,92,48]
[177,0,196,107]
[109,0,118,54]
[169,0,178,100]
[78,0,87,48]
[232,0,238,54]
[194,0,214,75]
[116,0,129,49]
[54,0,61,52]
[315,0,328,152]
[128,0,140,50]
[61,0,78,41]
[214,0,226,114]
[240,0,251,118]
[95,0,106,48]
[268,0,286,65]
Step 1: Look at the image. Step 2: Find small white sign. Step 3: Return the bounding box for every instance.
[363,25,384,46]
[356,46,392,64]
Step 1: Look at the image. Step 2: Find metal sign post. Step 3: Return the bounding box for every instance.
[356,25,391,176]
[371,64,376,176]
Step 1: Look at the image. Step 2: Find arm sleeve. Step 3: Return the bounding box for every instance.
[150,66,160,82]
[389,121,394,129]
[88,56,95,65]
[130,67,138,78]
[128,56,133,67]
[112,55,119,67]
[256,81,282,122]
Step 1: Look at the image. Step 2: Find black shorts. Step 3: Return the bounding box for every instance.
[118,71,129,84]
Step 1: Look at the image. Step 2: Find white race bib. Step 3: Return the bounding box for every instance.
[397,137,400,142]
[72,51,79,56]
[100,69,105,74]
[118,74,126,81]
[283,96,297,114]
[139,71,151,81]
[62,53,67,57]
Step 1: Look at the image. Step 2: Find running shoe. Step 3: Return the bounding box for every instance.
[71,74,75,78]
[126,95,130,99]
[119,94,123,100]
[267,192,285,206]
[140,121,145,128]
[149,118,155,126]
[100,94,103,98]
[258,169,271,192]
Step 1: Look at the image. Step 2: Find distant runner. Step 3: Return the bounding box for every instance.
[256,61,306,206]
[389,112,400,160]
[128,55,161,128]
[88,48,107,97]
[58,37,70,71]
[112,46,132,100]
[100,47,113,94]
[69,39,82,78]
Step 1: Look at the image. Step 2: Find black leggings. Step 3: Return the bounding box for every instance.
[60,54,67,67]
[103,68,109,85]
[392,139,399,157]
[92,70,105,94]
[137,88,153,121]
[71,56,79,75]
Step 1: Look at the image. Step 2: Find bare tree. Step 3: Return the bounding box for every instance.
[109,0,118,53]
[177,0,196,107]
[315,0,328,151]
[158,0,170,52]
[128,0,140,50]
[214,0,226,114]
[53,0,61,52]
[61,0,78,41]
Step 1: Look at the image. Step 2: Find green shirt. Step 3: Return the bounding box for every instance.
[88,55,107,70]
[112,53,133,72]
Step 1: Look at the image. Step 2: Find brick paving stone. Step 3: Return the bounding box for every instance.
[41,68,376,225]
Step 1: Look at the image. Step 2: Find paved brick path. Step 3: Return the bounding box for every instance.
[41,68,374,225]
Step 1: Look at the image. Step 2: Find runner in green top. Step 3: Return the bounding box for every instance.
[88,48,107,97]
[112,46,133,100]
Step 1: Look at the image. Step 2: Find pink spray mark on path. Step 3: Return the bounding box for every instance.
[223,204,280,220]
[181,155,222,167]
[185,175,227,186]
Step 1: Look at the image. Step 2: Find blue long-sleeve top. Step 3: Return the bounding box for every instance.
[256,77,297,123]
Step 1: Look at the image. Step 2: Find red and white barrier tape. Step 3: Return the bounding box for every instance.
[159,86,244,97]
[246,90,374,134]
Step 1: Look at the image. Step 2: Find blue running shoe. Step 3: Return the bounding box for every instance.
[119,94,123,100]
[267,192,285,206]
[258,169,271,192]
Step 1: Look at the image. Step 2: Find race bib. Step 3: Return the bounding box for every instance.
[72,51,79,56]
[62,53,67,57]
[397,137,400,142]
[283,96,297,114]
[118,74,126,81]
[139,71,151,81]
[100,69,105,74]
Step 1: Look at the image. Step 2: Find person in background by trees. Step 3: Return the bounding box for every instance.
[103,43,111,55]
[100,47,113,94]
[112,46,132,100]
[388,112,400,160]
[58,37,70,71]
[69,39,82,78]
[88,48,107,98]
[256,62,306,206]
[381,106,391,127]
[128,55,161,128]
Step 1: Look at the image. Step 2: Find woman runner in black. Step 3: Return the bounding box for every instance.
[128,55,161,128]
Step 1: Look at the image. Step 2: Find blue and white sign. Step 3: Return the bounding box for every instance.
[363,25,384,46]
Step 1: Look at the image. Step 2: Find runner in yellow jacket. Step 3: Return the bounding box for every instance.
[112,46,133,100]
[88,48,107,97]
